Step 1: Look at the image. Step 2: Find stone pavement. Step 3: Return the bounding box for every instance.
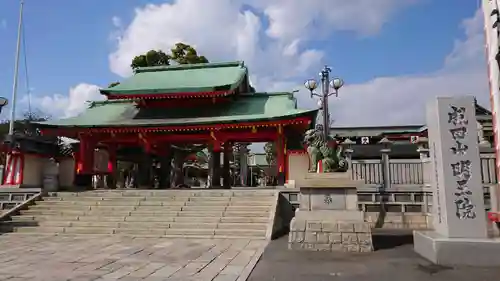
[247,234,500,281]
[0,234,267,280]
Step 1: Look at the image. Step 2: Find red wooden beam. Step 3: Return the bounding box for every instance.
[98,130,278,144]
[139,97,232,108]
[40,116,312,137]
[106,90,234,100]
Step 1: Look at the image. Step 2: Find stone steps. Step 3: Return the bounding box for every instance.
[11,214,270,223]
[19,209,270,218]
[40,198,274,207]
[4,232,267,240]
[2,225,267,237]
[4,219,267,230]
[3,190,278,239]
[50,193,276,200]
[30,203,272,212]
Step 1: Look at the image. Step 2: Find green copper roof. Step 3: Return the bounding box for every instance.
[101,61,248,96]
[37,92,317,128]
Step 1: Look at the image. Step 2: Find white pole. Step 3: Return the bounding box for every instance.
[8,0,24,135]
[482,0,500,219]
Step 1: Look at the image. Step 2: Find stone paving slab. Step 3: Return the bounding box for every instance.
[247,235,500,281]
[0,234,267,280]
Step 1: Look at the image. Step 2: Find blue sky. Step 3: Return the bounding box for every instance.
[0,0,488,125]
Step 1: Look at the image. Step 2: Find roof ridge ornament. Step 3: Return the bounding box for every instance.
[134,61,245,73]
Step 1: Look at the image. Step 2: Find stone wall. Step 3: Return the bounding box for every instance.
[364,212,431,229]
[288,218,373,252]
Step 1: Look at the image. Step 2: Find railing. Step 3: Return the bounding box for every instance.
[0,188,41,215]
[345,154,498,215]
[480,154,498,184]
[281,154,498,230]
[351,154,498,187]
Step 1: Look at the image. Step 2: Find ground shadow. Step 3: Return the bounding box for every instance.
[372,229,414,250]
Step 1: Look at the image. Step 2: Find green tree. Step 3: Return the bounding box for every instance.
[0,110,50,137]
[130,43,209,71]
[131,50,170,70]
[107,82,120,88]
[169,43,208,64]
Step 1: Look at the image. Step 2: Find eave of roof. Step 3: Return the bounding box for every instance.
[35,92,318,129]
[100,61,248,97]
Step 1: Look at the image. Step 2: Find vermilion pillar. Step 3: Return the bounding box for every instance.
[276,130,286,186]
[107,145,117,189]
[78,136,95,175]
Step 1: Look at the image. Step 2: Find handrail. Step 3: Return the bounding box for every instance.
[0,192,42,222]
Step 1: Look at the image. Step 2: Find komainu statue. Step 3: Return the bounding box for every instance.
[303,124,348,173]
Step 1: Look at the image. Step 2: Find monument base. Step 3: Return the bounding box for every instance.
[413,231,500,266]
[288,172,373,252]
[288,211,373,252]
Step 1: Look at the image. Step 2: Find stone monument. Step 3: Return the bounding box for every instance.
[413,96,500,266]
[288,125,373,252]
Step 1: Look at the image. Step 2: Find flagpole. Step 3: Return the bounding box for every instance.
[8,0,25,135]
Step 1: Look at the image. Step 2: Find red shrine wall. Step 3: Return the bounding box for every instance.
[1,151,75,188]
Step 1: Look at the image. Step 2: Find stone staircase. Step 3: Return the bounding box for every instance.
[1,189,281,240]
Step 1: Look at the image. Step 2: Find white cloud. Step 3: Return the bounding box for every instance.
[250,0,414,40]
[33,1,486,129]
[27,83,104,119]
[111,16,122,28]
[108,0,413,85]
[107,0,487,127]
[328,9,488,126]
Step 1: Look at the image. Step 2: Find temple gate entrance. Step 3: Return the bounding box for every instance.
[36,62,316,189]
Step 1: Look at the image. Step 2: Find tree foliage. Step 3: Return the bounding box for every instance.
[169,43,208,65]
[131,50,170,70]
[108,82,120,88]
[0,110,50,137]
[130,42,209,70]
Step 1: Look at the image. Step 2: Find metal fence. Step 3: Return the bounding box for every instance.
[280,154,498,215]
[350,154,498,187]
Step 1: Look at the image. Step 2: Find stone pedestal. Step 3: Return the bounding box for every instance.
[288,172,373,252]
[414,96,500,266]
[414,231,500,266]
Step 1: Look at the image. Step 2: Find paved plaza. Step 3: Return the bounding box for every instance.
[248,234,500,281]
[0,234,266,281]
[2,233,500,281]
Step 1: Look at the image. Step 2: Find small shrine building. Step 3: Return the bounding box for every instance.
[35,61,317,189]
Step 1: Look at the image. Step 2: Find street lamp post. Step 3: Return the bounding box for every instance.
[304,65,344,138]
